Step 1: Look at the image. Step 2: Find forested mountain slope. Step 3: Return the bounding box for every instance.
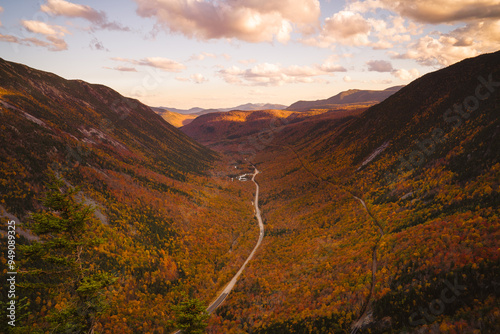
[1,49,498,333]
[152,107,198,127]
[187,51,500,333]
[0,58,259,333]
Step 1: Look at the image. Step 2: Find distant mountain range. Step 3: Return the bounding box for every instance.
[286,86,404,112]
[179,84,407,141]
[155,87,403,120]
[154,89,404,127]
[153,103,289,128]
[156,103,288,115]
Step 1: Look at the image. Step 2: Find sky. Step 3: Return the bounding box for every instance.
[0,0,498,109]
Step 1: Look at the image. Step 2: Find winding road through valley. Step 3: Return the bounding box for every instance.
[176,150,383,333]
[206,167,264,314]
[174,167,263,333]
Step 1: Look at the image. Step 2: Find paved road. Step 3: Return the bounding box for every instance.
[206,167,264,313]
[174,167,264,333]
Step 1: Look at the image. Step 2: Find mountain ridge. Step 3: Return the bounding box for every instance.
[156,102,288,115]
[286,85,404,111]
[0,57,215,181]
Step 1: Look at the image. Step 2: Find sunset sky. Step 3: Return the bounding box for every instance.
[0,0,498,108]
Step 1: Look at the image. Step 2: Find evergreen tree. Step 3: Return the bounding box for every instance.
[172,293,209,334]
[18,174,116,333]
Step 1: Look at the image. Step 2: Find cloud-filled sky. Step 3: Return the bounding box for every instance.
[0,0,498,108]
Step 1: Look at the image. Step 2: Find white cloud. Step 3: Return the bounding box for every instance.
[17,20,69,51]
[347,0,386,13]
[367,16,416,49]
[112,57,186,72]
[320,63,348,72]
[367,60,393,72]
[21,20,69,36]
[317,10,371,46]
[141,57,186,71]
[45,36,67,51]
[41,0,129,31]
[451,20,500,48]
[392,68,420,80]
[392,35,479,67]
[41,0,100,20]
[175,74,209,83]
[133,0,320,43]
[341,0,499,67]
[390,18,500,68]
[189,52,216,61]
[378,0,500,24]
[285,64,322,76]
[218,66,244,84]
[191,73,208,84]
[307,9,424,49]
[0,33,67,51]
[343,75,353,82]
[218,60,344,86]
[104,66,137,72]
[348,0,500,24]
[319,55,348,72]
[0,34,19,43]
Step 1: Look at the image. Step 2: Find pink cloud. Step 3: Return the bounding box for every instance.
[379,0,500,24]
[134,0,320,43]
[218,60,345,86]
[305,10,371,47]
[0,33,67,51]
[41,0,129,31]
[104,66,137,72]
[367,60,394,72]
[392,68,420,80]
[112,57,186,72]
[191,73,208,84]
[21,20,69,36]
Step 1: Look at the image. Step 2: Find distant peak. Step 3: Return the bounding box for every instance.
[287,86,404,112]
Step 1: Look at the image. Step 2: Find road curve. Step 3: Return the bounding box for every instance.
[206,167,264,313]
[173,168,264,333]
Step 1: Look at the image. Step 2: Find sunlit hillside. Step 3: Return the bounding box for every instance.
[151,107,198,127]
[184,51,500,333]
[0,58,259,333]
